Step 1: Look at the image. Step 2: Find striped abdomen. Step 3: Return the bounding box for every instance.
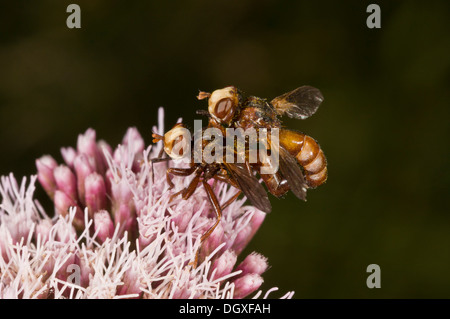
[279,129,327,188]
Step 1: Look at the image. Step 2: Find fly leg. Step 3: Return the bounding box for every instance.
[166,167,196,190]
[220,190,242,211]
[213,173,242,210]
[190,180,223,267]
[166,166,204,203]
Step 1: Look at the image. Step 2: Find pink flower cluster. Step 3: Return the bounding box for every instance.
[0,108,294,299]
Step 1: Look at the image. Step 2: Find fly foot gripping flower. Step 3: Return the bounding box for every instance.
[0,108,293,299]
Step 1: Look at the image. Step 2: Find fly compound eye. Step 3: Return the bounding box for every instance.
[208,86,238,124]
[163,125,190,159]
[171,135,187,156]
[215,98,234,121]
[166,134,188,158]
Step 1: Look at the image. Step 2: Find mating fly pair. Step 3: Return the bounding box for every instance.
[152,86,327,265]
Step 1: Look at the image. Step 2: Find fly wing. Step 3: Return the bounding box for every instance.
[271,86,324,120]
[277,146,308,201]
[224,163,272,213]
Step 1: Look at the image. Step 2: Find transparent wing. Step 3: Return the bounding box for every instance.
[278,146,308,201]
[224,163,272,213]
[271,86,324,120]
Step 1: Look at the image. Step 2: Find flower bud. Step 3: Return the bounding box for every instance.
[117,263,141,298]
[111,179,132,204]
[35,219,53,243]
[94,210,114,243]
[61,147,77,168]
[235,252,268,277]
[73,154,93,206]
[114,203,135,237]
[85,173,107,217]
[232,210,266,255]
[211,249,237,281]
[77,129,98,165]
[122,127,145,155]
[54,190,84,229]
[74,254,93,288]
[250,210,266,236]
[231,225,252,255]
[36,155,58,199]
[233,273,263,299]
[170,205,192,233]
[200,221,224,260]
[53,165,77,201]
[97,140,112,174]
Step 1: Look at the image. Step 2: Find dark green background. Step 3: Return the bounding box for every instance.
[1,1,449,298]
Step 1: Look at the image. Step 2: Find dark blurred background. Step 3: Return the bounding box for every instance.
[1,0,449,298]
